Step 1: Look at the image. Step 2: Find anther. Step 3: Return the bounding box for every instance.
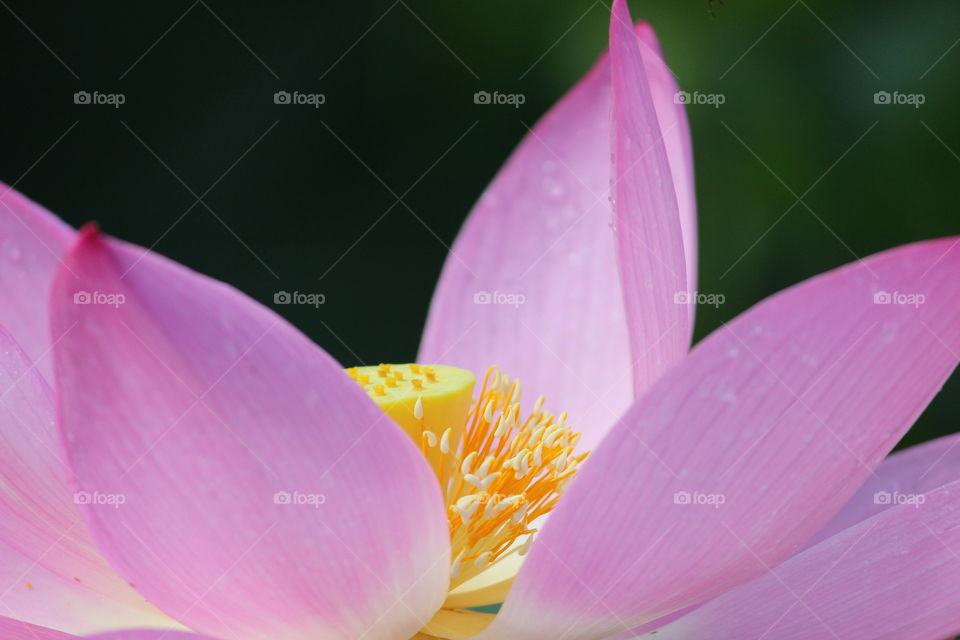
[461,452,477,475]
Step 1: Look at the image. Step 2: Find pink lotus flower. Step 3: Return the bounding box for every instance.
[2,1,959,639]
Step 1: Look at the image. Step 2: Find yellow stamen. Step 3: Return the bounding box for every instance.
[348,364,588,638]
[436,366,588,590]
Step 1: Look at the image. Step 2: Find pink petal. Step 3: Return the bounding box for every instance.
[51,229,449,640]
[635,23,697,299]
[418,14,694,450]
[0,326,175,628]
[85,633,216,640]
[0,615,74,640]
[652,479,960,640]
[0,541,177,635]
[607,433,960,639]
[809,432,960,546]
[609,0,690,388]
[475,237,960,639]
[0,184,75,382]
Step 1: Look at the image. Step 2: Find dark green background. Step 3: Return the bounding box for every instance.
[1,0,956,449]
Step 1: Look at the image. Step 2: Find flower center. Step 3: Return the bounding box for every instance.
[347,364,588,638]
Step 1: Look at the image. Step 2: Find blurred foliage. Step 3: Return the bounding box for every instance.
[0,0,956,448]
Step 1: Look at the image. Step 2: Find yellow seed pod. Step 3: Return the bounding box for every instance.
[348,363,475,478]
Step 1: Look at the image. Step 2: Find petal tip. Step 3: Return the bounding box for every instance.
[79,221,102,238]
[611,0,633,33]
[52,222,116,303]
[66,222,110,267]
[634,20,658,42]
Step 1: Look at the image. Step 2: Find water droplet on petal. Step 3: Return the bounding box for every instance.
[542,178,564,198]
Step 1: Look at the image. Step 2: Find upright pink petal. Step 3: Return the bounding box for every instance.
[419,15,695,450]
[0,326,176,628]
[610,0,689,387]
[474,238,960,639]
[652,479,960,640]
[0,184,75,382]
[635,23,697,299]
[51,229,449,640]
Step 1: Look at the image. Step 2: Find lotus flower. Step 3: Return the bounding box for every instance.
[2,1,960,639]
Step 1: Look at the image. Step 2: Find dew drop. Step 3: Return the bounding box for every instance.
[715,380,737,404]
[542,178,564,198]
[880,322,899,344]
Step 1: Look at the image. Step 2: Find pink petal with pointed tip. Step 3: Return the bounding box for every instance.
[51,230,449,640]
[0,326,177,626]
[0,184,75,382]
[652,479,960,640]
[474,237,960,640]
[635,23,697,299]
[419,16,695,451]
[610,0,690,386]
